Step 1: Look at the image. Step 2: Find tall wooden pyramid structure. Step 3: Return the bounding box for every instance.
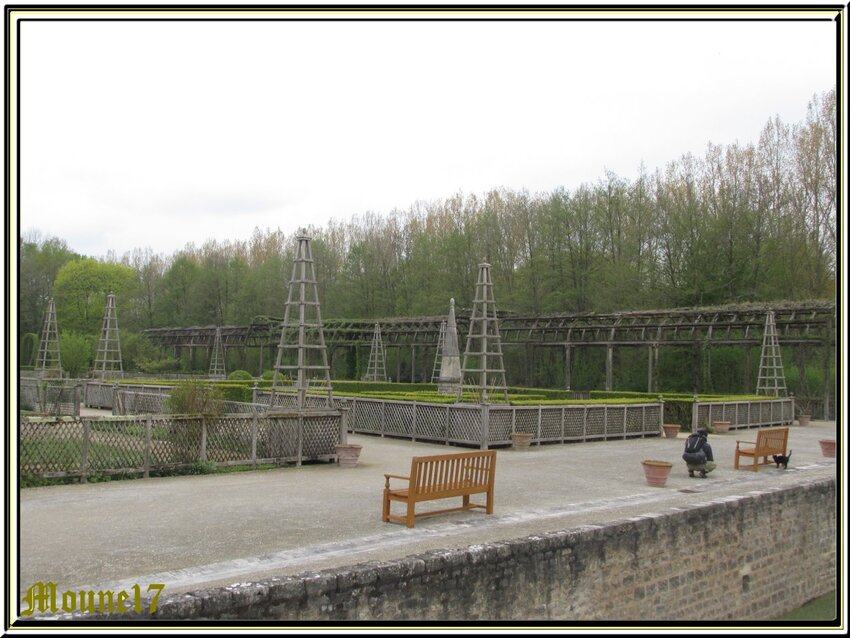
[756,310,788,397]
[362,323,388,382]
[268,234,334,410]
[35,297,63,378]
[92,292,124,379]
[457,264,509,404]
[437,298,462,395]
[209,326,226,379]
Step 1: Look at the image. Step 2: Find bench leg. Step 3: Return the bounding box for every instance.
[462,494,470,509]
[486,487,494,515]
[382,490,390,522]
[734,451,740,469]
[405,502,415,528]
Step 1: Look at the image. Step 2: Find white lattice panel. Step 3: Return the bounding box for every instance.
[625,407,645,435]
[540,408,563,439]
[448,407,480,443]
[87,418,146,471]
[487,409,513,443]
[585,407,605,437]
[351,400,383,434]
[385,403,414,437]
[513,409,537,435]
[302,415,342,457]
[205,416,253,463]
[258,417,299,459]
[415,404,448,440]
[563,409,585,439]
[20,418,84,474]
[606,407,626,437]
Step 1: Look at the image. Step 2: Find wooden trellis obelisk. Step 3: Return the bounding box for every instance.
[437,298,462,395]
[756,310,788,397]
[362,323,388,382]
[268,234,334,410]
[92,292,124,379]
[209,326,226,379]
[458,265,509,404]
[431,320,446,382]
[35,297,63,378]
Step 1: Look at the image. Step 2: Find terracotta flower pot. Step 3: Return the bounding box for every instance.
[819,439,836,458]
[335,443,362,468]
[712,420,731,434]
[511,432,533,449]
[797,415,811,427]
[662,424,681,439]
[641,460,673,487]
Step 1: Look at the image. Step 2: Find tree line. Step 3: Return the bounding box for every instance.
[19,89,836,379]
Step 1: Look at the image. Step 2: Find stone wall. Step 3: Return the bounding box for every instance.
[127,478,837,622]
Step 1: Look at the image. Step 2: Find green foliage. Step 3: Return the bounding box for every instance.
[165,380,225,415]
[20,333,39,367]
[227,369,254,381]
[20,471,78,488]
[212,382,253,403]
[53,258,136,334]
[333,380,438,394]
[121,332,167,372]
[189,460,217,475]
[19,234,79,336]
[136,356,181,374]
[775,592,836,621]
[59,331,93,377]
[508,397,649,406]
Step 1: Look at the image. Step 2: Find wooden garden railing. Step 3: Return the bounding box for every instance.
[20,411,347,482]
[20,379,81,416]
[332,397,663,449]
[691,397,795,432]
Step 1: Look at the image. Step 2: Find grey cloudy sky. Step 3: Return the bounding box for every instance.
[16,10,838,259]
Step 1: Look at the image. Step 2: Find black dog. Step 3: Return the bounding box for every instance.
[773,450,792,469]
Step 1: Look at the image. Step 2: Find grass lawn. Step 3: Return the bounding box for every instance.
[775,592,836,621]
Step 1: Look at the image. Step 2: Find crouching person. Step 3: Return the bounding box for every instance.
[682,428,716,478]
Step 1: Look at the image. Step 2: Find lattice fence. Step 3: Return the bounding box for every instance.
[84,382,114,409]
[692,397,794,432]
[339,397,664,448]
[20,380,81,416]
[20,411,345,481]
[255,390,335,411]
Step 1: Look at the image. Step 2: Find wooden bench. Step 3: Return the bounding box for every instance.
[383,450,496,528]
[734,427,789,471]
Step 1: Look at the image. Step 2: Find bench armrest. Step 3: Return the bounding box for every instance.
[384,473,410,488]
[735,440,756,448]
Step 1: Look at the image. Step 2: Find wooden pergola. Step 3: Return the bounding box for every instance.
[143,300,836,415]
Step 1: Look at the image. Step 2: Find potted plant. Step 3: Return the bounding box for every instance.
[797,414,812,427]
[641,460,673,487]
[335,443,363,468]
[712,420,731,434]
[510,431,533,449]
[661,423,681,439]
[818,439,836,458]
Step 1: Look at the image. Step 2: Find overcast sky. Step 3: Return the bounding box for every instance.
[17,12,837,259]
